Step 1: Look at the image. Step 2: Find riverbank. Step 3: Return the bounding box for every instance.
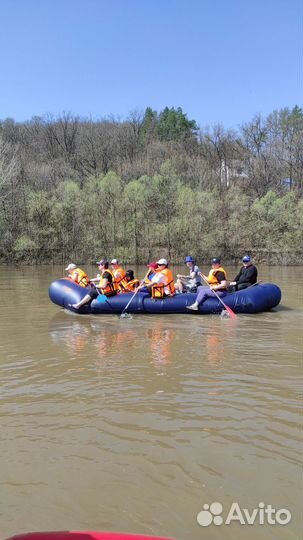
[0,251,302,267]
[1,108,302,267]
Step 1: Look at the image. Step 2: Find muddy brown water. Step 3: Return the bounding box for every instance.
[0,265,302,540]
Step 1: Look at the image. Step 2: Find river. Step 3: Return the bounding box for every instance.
[0,265,302,540]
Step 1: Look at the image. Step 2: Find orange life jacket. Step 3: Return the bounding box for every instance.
[120,278,140,293]
[152,268,175,299]
[70,267,89,288]
[98,269,116,297]
[112,266,128,291]
[207,267,227,287]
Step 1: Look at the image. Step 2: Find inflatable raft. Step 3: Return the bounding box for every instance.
[49,279,281,315]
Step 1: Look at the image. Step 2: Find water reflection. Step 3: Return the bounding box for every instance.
[49,311,244,372]
[49,314,178,370]
[147,324,176,368]
[49,313,92,352]
[205,333,224,366]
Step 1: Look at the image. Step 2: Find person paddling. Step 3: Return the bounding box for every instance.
[145,262,158,281]
[137,259,175,298]
[70,259,116,310]
[187,257,227,310]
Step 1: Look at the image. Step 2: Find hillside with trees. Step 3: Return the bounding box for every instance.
[0,105,302,265]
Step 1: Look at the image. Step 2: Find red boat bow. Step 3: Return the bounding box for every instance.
[6,532,175,540]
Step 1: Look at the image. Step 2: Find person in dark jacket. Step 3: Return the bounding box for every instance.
[229,255,258,291]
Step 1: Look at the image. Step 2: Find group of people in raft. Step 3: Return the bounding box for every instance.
[65,255,258,311]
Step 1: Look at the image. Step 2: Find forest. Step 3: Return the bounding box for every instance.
[0,105,302,265]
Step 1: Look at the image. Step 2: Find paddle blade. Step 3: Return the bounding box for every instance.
[224,305,237,319]
[119,312,133,319]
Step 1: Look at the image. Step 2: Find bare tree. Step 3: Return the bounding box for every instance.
[0,136,20,202]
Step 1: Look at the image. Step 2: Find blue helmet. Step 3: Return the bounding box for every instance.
[242,255,251,263]
[184,256,194,263]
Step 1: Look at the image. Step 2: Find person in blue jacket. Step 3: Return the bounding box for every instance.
[175,256,202,293]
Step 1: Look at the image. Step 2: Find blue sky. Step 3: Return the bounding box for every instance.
[0,0,301,129]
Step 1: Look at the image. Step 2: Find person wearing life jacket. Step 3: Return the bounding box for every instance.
[145,262,158,282]
[229,255,258,291]
[135,262,158,293]
[110,259,128,292]
[122,270,140,292]
[187,257,227,310]
[70,259,116,310]
[65,263,89,288]
[142,258,175,299]
[175,255,202,293]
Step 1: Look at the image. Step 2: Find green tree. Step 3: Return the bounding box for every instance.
[150,161,181,258]
[51,181,84,261]
[25,190,57,261]
[139,107,158,144]
[250,191,303,262]
[123,180,146,263]
[13,234,38,263]
[157,107,198,141]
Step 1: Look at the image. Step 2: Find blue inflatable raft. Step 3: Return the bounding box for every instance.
[49,279,281,315]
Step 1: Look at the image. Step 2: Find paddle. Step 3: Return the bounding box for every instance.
[119,269,150,319]
[199,272,237,319]
[245,279,262,289]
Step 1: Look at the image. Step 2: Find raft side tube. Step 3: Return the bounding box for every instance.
[49,279,282,315]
